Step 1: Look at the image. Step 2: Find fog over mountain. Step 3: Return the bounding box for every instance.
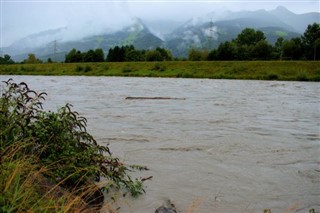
[1,1,319,60]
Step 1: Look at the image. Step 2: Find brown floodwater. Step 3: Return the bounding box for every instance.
[2,76,319,212]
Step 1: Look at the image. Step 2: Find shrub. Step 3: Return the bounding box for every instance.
[84,65,92,72]
[122,65,133,73]
[0,79,145,207]
[267,73,279,80]
[152,62,166,71]
[75,65,84,72]
[296,71,308,81]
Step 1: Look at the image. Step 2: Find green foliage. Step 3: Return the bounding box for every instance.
[275,31,287,37]
[107,46,126,62]
[145,50,162,61]
[24,53,42,64]
[251,40,273,60]
[282,38,303,60]
[94,48,105,62]
[0,61,319,81]
[75,65,84,72]
[84,65,92,72]
[206,24,320,61]
[0,54,15,64]
[152,62,166,71]
[107,45,172,62]
[236,28,266,46]
[214,41,237,60]
[188,48,208,61]
[65,48,83,63]
[302,23,320,60]
[0,141,103,212]
[0,79,144,198]
[66,48,105,63]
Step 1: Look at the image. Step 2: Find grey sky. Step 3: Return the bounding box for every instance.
[1,0,319,47]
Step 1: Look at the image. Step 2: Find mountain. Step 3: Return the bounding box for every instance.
[270,6,320,33]
[164,7,318,57]
[165,17,301,57]
[6,18,164,62]
[3,7,319,61]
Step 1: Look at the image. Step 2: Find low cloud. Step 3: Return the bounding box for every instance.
[1,0,318,47]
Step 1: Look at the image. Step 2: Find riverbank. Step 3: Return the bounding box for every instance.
[0,79,145,212]
[1,61,319,81]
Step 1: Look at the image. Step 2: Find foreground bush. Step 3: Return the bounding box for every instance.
[0,79,144,211]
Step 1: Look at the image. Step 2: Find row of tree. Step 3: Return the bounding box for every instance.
[56,22,320,62]
[189,23,320,61]
[1,53,44,64]
[1,23,318,64]
[65,48,105,63]
[64,45,173,63]
[107,45,173,62]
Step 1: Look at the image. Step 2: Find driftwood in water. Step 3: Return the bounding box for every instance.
[125,97,186,100]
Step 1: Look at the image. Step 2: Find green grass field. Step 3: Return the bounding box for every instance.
[1,61,319,81]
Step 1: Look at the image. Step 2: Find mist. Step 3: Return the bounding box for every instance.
[1,0,319,48]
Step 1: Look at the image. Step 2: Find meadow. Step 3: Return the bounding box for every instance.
[0,61,319,81]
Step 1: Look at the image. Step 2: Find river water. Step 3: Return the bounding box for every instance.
[1,76,319,212]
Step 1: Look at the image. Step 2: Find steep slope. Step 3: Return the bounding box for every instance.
[270,6,320,33]
[165,18,300,57]
[221,9,295,31]
[7,18,163,62]
[3,6,319,60]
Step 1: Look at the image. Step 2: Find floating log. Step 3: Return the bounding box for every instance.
[125,97,186,100]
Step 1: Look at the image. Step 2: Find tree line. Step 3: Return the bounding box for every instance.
[65,45,173,63]
[190,23,320,61]
[0,22,318,64]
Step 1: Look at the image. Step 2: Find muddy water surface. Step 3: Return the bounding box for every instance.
[2,76,319,212]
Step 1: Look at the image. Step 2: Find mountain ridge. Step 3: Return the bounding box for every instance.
[3,6,319,61]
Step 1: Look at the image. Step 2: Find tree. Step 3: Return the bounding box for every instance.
[94,48,105,62]
[24,53,42,64]
[207,49,217,61]
[216,41,237,60]
[0,54,15,64]
[314,38,320,61]
[282,38,303,60]
[235,44,252,60]
[188,48,203,61]
[107,46,125,62]
[302,23,320,60]
[125,48,141,61]
[188,48,208,61]
[145,50,163,61]
[155,47,173,61]
[236,28,266,46]
[145,47,173,61]
[65,49,83,63]
[272,37,284,60]
[251,40,273,60]
[84,49,95,62]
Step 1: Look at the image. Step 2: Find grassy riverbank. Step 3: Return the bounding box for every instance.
[1,61,319,81]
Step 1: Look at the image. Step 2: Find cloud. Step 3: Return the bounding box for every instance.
[1,0,319,47]
[202,26,218,40]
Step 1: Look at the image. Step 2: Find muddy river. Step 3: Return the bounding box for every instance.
[2,76,319,212]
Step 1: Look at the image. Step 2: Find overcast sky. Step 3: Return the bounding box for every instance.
[1,0,319,48]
